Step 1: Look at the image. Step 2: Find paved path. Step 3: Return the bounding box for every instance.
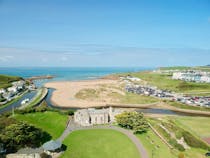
[57,118,149,158]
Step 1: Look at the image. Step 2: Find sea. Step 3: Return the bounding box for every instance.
[0,67,154,82]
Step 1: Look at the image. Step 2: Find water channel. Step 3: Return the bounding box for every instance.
[0,85,207,117]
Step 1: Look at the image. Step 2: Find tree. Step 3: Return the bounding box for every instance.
[0,122,51,153]
[115,111,149,134]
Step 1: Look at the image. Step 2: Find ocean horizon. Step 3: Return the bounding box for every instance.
[0,67,154,81]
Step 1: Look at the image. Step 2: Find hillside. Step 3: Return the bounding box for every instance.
[0,74,22,89]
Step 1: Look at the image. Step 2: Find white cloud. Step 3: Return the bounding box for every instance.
[0,55,14,62]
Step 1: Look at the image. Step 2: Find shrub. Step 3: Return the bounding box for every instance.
[35,106,49,112]
[63,110,75,116]
[174,143,185,152]
[40,152,51,158]
[178,153,185,158]
[169,138,185,151]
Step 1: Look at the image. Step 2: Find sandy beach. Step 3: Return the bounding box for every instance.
[44,79,122,108]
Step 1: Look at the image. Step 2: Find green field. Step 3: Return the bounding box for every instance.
[75,88,99,99]
[159,66,191,71]
[149,118,208,158]
[15,111,68,139]
[0,74,22,89]
[75,87,158,104]
[61,129,140,158]
[166,100,210,112]
[117,92,158,104]
[174,116,210,138]
[137,129,176,158]
[107,91,158,104]
[128,72,210,93]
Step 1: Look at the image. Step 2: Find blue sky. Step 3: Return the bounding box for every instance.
[0,0,210,67]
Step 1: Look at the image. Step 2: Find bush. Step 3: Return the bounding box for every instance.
[178,153,185,158]
[169,138,185,151]
[174,143,185,152]
[40,152,51,158]
[0,122,51,153]
[35,106,49,112]
[66,110,75,116]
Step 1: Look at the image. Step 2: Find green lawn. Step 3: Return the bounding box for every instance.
[128,72,210,93]
[14,111,68,139]
[137,129,177,158]
[61,129,140,158]
[174,116,210,138]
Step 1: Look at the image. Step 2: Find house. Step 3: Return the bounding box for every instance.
[2,92,14,101]
[7,86,17,93]
[0,89,6,94]
[12,81,25,91]
[74,107,123,126]
[201,76,210,83]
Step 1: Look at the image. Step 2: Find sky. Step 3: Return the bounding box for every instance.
[0,0,210,67]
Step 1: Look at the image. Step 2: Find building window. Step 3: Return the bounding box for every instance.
[95,117,97,123]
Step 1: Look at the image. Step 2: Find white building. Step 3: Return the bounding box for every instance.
[201,76,210,83]
[172,71,210,83]
[7,86,18,93]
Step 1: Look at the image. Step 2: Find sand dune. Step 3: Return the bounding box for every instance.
[44,79,121,108]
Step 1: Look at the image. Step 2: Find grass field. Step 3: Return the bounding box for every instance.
[137,129,176,158]
[159,66,191,71]
[75,88,99,99]
[0,74,22,89]
[61,129,140,158]
[149,118,208,158]
[15,111,68,139]
[75,86,158,104]
[128,72,210,93]
[166,100,210,112]
[113,92,158,104]
[173,116,210,138]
